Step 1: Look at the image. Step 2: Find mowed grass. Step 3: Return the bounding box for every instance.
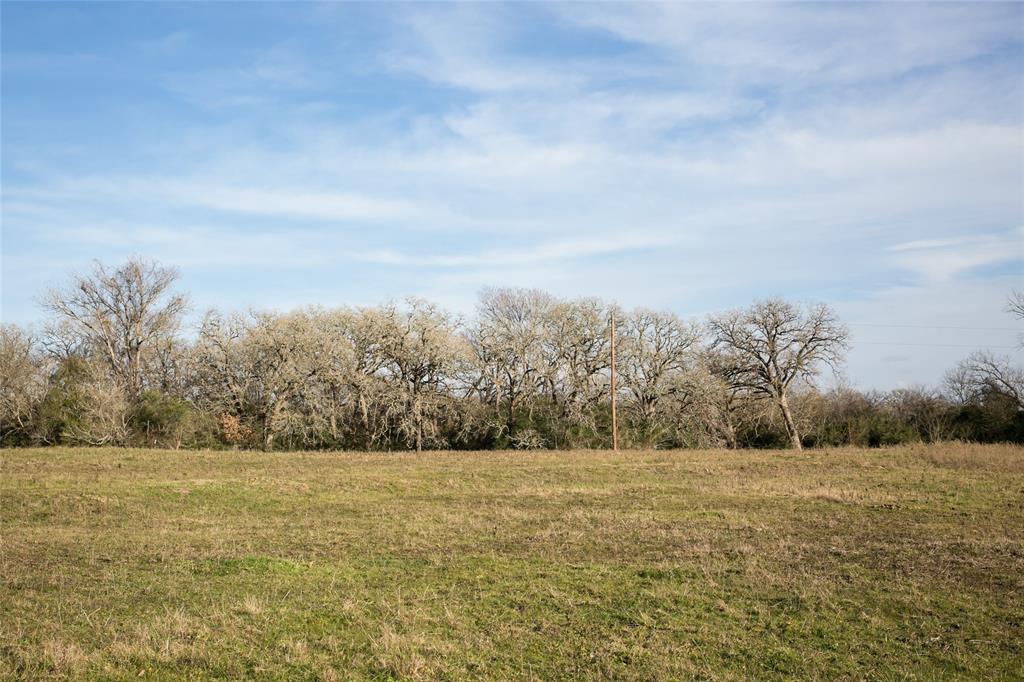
[1,444,1022,681]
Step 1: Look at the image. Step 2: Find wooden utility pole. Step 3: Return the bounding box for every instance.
[610,310,618,451]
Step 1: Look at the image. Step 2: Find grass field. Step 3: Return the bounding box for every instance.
[1,444,1022,680]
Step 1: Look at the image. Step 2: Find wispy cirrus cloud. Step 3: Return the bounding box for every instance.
[558,3,1021,85]
[383,5,591,94]
[6,176,439,223]
[356,232,677,269]
[888,230,1023,282]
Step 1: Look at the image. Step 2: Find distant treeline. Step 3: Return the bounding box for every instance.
[2,258,1022,450]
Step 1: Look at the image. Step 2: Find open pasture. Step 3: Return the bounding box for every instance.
[1,444,1022,680]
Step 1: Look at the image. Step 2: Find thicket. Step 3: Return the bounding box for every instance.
[2,259,1021,450]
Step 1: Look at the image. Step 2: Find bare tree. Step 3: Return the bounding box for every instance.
[296,309,361,446]
[945,351,1024,409]
[540,297,614,445]
[193,309,346,450]
[1008,290,1024,349]
[40,258,189,398]
[471,288,554,440]
[708,299,849,449]
[618,309,701,445]
[691,350,777,449]
[39,318,88,361]
[1008,289,1024,321]
[369,298,470,451]
[0,324,47,443]
[339,308,397,449]
[243,308,361,449]
[192,311,265,448]
[63,361,131,446]
[887,387,955,443]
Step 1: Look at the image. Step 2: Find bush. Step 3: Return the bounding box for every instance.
[130,391,218,449]
[34,356,92,444]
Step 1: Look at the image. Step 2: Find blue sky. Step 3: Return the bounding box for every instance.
[2,1,1022,389]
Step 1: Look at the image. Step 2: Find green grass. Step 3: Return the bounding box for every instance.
[1,444,1022,680]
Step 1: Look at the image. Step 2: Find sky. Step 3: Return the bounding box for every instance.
[2,1,1022,390]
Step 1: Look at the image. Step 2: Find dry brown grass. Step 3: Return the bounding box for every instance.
[913,441,1024,471]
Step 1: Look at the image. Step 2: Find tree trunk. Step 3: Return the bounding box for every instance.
[412,391,423,452]
[263,402,283,451]
[415,410,423,452]
[723,421,738,450]
[506,394,516,438]
[777,392,802,450]
[356,389,371,449]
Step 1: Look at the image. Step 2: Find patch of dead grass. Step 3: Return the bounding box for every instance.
[42,639,87,674]
[916,442,1024,472]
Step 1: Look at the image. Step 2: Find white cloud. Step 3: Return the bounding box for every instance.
[191,186,425,222]
[6,177,439,223]
[887,230,1023,282]
[889,238,986,253]
[384,6,590,93]
[354,232,677,269]
[559,3,1020,86]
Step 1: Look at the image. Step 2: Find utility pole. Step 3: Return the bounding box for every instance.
[610,309,618,451]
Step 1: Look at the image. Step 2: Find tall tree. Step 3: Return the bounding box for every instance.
[540,297,614,444]
[370,298,469,451]
[471,288,554,440]
[193,309,347,450]
[618,309,700,445]
[708,298,848,449]
[40,258,189,398]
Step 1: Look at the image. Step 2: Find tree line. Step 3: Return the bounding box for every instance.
[2,258,1021,450]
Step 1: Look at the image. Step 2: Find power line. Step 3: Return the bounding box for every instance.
[856,341,1020,349]
[849,323,1021,332]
